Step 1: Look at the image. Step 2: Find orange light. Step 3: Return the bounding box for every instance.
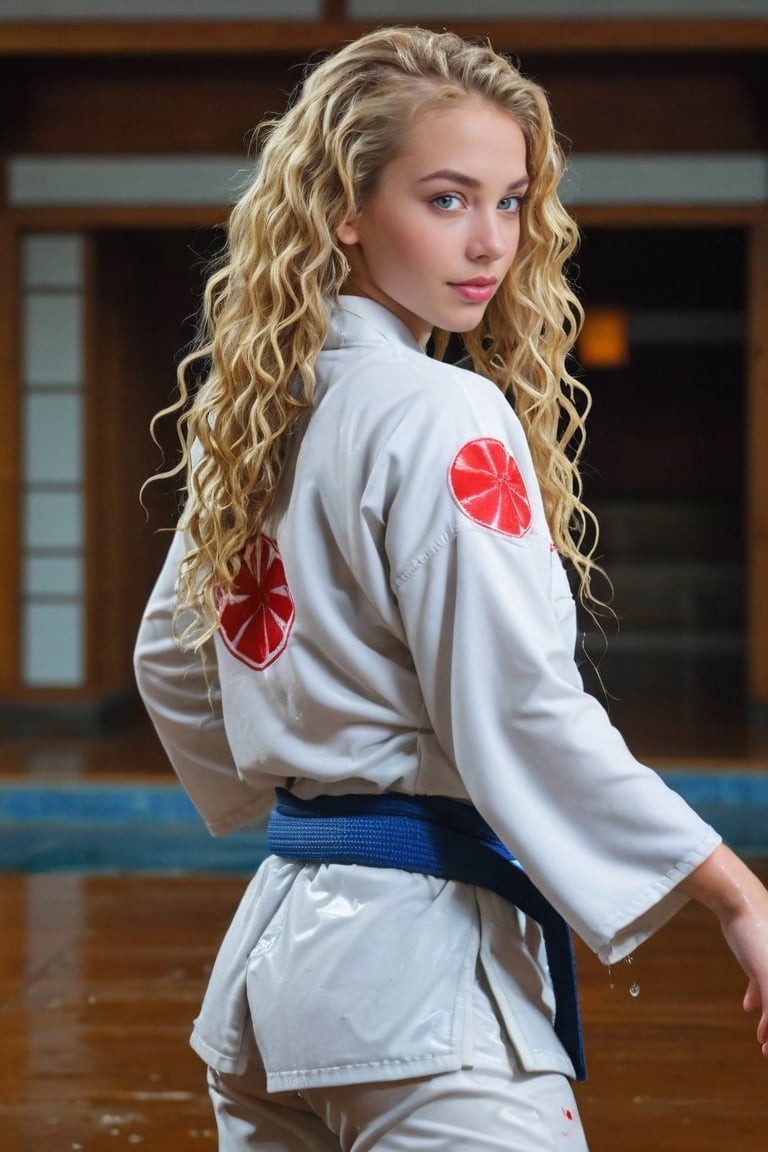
[578,307,629,369]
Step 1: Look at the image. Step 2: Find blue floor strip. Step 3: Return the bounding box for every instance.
[0,772,766,873]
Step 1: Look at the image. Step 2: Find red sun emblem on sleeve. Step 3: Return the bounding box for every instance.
[449,437,532,538]
[217,534,295,670]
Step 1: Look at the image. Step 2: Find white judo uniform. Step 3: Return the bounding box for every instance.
[135,296,720,1146]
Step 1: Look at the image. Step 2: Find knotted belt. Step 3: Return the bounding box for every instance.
[266,788,586,1080]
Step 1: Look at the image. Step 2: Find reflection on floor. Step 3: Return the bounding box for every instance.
[3,865,767,1152]
[2,656,768,1150]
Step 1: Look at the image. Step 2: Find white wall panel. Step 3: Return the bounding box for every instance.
[10,153,767,209]
[24,393,83,486]
[22,602,84,688]
[22,235,84,289]
[10,156,251,207]
[0,0,321,19]
[24,492,84,550]
[22,295,83,386]
[24,556,83,598]
[349,0,768,18]
[19,233,87,690]
[562,154,768,206]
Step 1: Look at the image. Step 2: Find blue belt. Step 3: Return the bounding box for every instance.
[266,788,586,1080]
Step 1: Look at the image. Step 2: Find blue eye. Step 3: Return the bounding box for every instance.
[432,194,462,211]
[498,195,524,213]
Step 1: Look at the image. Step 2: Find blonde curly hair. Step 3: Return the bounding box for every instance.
[156,25,603,646]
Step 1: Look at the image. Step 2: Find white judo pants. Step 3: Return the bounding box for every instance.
[206,973,590,1151]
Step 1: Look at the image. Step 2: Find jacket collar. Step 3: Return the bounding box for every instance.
[327,295,428,355]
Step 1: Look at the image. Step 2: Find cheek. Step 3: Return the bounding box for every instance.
[379,224,425,270]
[398,233,449,288]
[511,222,524,258]
[365,205,427,265]
[501,228,522,274]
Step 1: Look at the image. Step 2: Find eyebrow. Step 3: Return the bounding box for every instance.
[418,169,529,191]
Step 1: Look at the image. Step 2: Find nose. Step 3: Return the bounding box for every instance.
[466,209,506,262]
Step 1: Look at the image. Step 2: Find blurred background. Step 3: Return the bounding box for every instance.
[2,7,768,1150]
[1,0,767,844]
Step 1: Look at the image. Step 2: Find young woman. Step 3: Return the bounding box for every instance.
[134,25,768,1151]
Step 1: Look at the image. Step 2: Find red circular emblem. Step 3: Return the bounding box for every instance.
[217,534,295,670]
[449,438,532,537]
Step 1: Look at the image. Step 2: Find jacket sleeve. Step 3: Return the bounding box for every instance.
[134,529,274,835]
[385,389,721,964]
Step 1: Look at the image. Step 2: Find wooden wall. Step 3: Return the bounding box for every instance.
[3,53,767,158]
[749,221,768,720]
[85,230,202,697]
[1,13,767,717]
[0,186,20,701]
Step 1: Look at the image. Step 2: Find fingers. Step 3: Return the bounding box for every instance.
[743,979,759,1014]
[759,1010,768,1047]
[741,980,768,1052]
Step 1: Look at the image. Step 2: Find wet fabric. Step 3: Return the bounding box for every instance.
[266,788,585,1079]
[207,970,591,1151]
[136,295,721,1094]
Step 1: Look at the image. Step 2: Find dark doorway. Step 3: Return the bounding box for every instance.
[87,226,221,696]
[574,227,747,753]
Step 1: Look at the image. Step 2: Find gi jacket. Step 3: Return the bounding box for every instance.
[134,296,720,1089]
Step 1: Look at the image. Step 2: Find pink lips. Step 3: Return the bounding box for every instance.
[449,278,497,303]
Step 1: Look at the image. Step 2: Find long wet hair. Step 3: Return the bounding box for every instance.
[154,25,602,647]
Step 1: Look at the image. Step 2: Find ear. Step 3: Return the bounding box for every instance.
[336,214,360,247]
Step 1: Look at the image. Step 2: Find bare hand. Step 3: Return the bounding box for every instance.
[680,844,768,1057]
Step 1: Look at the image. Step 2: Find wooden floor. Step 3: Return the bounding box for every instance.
[2,865,768,1152]
[2,656,768,1151]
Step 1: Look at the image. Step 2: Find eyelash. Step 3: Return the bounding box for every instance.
[431,194,526,213]
[431,194,461,211]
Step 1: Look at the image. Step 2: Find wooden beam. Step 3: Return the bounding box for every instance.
[747,218,768,716]
[9,206,231,230]
[1,19,768,57]
[572,204,764,229]
[322,0,346,21]
[3,57,297,154]
[6,203,764,240]
[6,58,762,156]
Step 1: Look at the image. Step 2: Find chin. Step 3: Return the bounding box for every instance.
[447,317,485,335]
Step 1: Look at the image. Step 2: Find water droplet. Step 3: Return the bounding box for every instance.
[629,982,640,998]
[624,954,634,966]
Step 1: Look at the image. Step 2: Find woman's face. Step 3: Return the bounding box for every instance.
[337,98,528,345]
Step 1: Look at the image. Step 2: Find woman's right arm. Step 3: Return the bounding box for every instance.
[679,844,768,1057]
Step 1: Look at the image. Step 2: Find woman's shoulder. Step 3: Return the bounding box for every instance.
[403,352,524,445]
[324,340,515,428]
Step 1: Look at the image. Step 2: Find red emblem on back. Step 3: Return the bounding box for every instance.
[449,438,532,538]
[217,534,295,670]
